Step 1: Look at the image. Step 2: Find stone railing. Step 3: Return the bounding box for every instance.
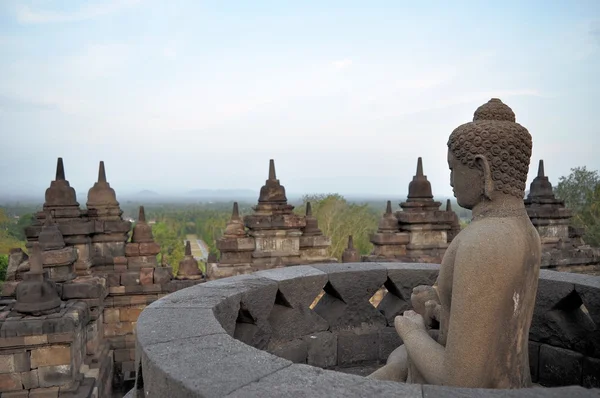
[128,263,600,397]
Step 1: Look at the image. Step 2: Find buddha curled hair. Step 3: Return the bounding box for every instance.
[447,99,533,198]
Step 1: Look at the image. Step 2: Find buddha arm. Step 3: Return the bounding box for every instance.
[403,237,509,387]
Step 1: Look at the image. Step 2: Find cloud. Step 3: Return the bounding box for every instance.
[332,59,352,70]
[0,94,58,112]
[62,43,130,78]
[13,0,143,24]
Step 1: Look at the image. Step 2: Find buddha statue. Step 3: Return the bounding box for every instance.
[369,98,541,388]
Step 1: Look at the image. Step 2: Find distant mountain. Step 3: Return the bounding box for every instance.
[185,189,257,199]
[137,190,160,196]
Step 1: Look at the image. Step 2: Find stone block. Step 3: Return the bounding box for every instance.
[267,338,307,363]
[113,256,128,265]
[153,267,172,284]
[529,341,540,383]
[30,346,71,368]
[107,273,120,287]
[227,363,422,398]
[337,326,379,366]
[45,265,75,283]
[370,232,410,246]
[104,322,136,337]
[538,344,583,387]
[127,257,158,269]
[125,243,140,257]
[2,391,30,397]
[140,334,292,398]
[0,373,22,392]
[115,348,135,363]
[136,307,227,346]
[47,332,74,344]
[41,247,77,267]
[104,308,120,324]
[120,272,140,286]
[29,386,60,397]
[0,353,16,373]
[583,356,600,388]
[140,268,154,285]
[23,336,48,346]
[203,274,278,350]
[37,364,72,387]
[61,281,105,300]
[20,369,39,389]
[304,331,337,368]
[312,263,387,329]
[1,281,19,296]
[120,306,144,322]
[139,242,161,256]
[379,326,402,362]
[255,266,329,340]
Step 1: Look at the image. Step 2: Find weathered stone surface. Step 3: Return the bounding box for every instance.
[583,356,600,388]
[140,334,292,398]
[423,385,597,397]
[303,331,337,369]
[312,263,387,329]
[255,266,329,340]
[377,263,439,324]
[136,307,227,346]
[337,326,380,366]
[227,363,422,398]
[529,341,540,383]
[379,326,403,362]
[30,346,71,368]
[267,338,307,363]
[539,344,583,387]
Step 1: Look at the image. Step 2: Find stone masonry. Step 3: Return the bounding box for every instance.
[208,160,336,279]
[364,158,455,263]
[525,159,600,274]
[0,158,204,397]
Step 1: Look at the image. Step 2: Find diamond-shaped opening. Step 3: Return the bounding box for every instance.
[369,286,388,309]
[233,303,259,344]
[550,290,595,328]
[274,289,293,309]
[310,281,346,309]
[580,303,595,325]
[309,290,325,310]
[377,277,410,324]
[135,360,144,391]
[268,289,294,327]
[311,281,347,320]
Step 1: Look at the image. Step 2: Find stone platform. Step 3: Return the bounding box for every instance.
[128,263,600,397]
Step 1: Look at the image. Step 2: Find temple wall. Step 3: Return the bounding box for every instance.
[129,263,600,397]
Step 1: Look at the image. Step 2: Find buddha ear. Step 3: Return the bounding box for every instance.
[474,155,494,200]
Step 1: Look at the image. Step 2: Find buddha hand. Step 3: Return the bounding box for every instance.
[424,299,441,328]
[395,310,426,340]
[411,285,439,316]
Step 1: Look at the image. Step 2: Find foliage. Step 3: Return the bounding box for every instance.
[0,208,28,255]
[555,166,600,246]
[295,194,378,259]
[151,221,185,274]
[0,254,7,282]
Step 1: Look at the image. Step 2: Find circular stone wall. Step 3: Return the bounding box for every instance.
[129,263,600,397]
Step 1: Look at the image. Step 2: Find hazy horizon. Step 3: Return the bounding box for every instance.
[1,1,598,199]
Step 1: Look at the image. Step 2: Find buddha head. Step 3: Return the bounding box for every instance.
[447,98,532,209]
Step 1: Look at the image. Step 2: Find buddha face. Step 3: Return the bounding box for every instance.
[448,150,484,210]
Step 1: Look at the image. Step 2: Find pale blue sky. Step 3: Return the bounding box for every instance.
[0,0,598,199]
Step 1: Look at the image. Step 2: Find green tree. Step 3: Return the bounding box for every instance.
[555,166,600,246]
[151,221,185,273]
[295,194,378,260]
[0,254,8,282]
[0,208,26,255]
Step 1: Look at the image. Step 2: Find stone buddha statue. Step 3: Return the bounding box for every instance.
[369,98,541,388]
